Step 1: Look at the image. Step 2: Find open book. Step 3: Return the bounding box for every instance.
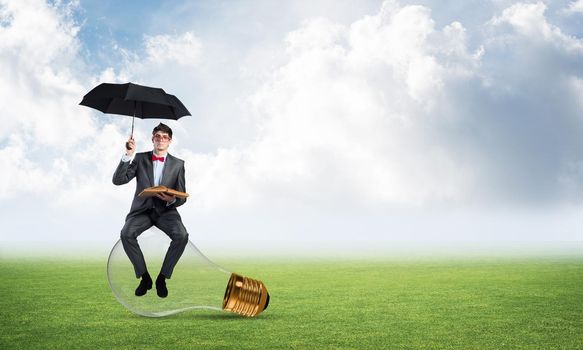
[138,185,189,199]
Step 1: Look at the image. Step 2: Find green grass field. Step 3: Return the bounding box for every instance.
[1,257,582,349]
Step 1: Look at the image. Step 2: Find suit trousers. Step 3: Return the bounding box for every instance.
[120,208,189,279]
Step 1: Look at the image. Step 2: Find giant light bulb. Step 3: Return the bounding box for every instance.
[107,227,270,317]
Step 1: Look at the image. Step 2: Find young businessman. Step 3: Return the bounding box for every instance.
[113,123,189,298]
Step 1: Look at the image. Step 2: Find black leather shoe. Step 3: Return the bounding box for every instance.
[135,273,152,296]
[156,274,168,298]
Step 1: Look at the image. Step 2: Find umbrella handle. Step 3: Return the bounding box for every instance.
[125,104,136,150]
[125,118,134,150]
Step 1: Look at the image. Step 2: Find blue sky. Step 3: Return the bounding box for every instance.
[2,0,583,256]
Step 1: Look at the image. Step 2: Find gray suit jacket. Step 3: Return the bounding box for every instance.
[113,151,187,219]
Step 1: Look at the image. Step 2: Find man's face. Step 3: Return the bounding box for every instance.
[152,132,172,152]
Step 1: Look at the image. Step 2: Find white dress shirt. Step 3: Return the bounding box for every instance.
[152,155,165,186]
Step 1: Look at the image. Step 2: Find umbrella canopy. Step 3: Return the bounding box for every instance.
[80,82,191,150]
[80,82,191,120]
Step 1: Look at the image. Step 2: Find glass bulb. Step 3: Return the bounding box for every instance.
[107,227,270,317]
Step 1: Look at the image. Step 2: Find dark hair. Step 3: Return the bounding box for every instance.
[152,122,173,138]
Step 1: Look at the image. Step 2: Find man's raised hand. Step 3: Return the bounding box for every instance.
[125,137,136,156]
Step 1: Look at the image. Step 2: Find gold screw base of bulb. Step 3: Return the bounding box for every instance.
[222,273,270,317]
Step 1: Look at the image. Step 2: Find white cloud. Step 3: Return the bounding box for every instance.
[0,134,68,197]
[565,0,583,14]
[171,0,583,213]
[145,32,202,66]
[114,31,203,79]
[491,1,583,52]
[0,0,135,211]
[0,0,94,203]
[0,0,96,147]
[179,0,485,211]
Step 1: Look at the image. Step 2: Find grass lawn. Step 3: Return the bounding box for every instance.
[1,256,582,349]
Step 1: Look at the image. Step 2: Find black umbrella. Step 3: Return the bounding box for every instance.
[80,82,191,148]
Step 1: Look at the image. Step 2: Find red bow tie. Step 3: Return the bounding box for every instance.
[152,155,165,162]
